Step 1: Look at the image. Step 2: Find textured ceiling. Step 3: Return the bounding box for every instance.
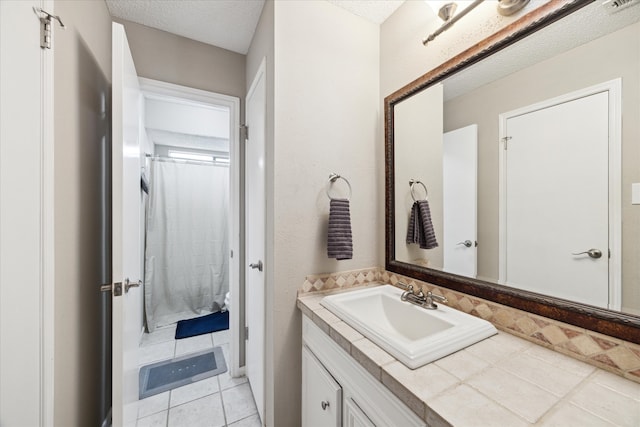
[328,0,405,24]
[106,0,266,54]
[105,0,405,54]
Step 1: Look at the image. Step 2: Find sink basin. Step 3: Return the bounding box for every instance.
[320,285,497,369]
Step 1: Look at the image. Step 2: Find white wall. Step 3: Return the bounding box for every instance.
[273,2,380,425]
[246,1,380,425]
[145,98,230,138]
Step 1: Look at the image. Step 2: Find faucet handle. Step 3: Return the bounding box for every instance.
[427,291,447,303]
[397,281,410,291]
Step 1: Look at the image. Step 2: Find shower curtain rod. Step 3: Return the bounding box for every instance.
[145,153,229,167]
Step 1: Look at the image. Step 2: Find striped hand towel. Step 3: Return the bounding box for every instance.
[406,200,438,250]
[327,198,353,260]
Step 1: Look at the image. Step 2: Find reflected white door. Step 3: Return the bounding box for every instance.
[443,125,477,277]
[501,91,610,308]
[245,59,266,422]
[112,22,143,426]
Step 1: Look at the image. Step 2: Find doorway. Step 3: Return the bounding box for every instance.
[132,79,259,425]
[498,80,621,309]
[137,77,241,370]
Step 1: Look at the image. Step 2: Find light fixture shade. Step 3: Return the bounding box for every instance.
[497,0,530,16]
[425,1,453,20]
[425,1,481,21]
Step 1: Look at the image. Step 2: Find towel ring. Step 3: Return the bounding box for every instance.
[409,179,428,202]
[326,173,352,201]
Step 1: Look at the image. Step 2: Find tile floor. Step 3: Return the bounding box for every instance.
[137,323,261,427]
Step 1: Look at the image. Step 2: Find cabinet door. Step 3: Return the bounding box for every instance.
[344,398,375,427]
[302,346,342,427]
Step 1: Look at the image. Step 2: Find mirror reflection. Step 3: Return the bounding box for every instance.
[393,1,640,315]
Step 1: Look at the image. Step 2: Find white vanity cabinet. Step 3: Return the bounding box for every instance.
[343,398,375,427]
[302,316,426,427]
[302,346,342,426]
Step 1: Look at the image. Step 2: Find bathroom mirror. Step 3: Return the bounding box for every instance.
[385,0,640,343]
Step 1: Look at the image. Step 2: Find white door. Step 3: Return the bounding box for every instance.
[245,59,267,422]
[443,125,478,277]
[0,1,53,424]
[112,22,143,426]
[500,91,610,308]
[302,347,342,427]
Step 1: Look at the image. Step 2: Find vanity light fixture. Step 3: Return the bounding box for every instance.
[423,0,484,46]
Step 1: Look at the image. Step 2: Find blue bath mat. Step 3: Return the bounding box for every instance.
[175,310,229,339]
[139,347,227,399]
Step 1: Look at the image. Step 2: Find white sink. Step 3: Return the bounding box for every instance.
[320,285,497,369]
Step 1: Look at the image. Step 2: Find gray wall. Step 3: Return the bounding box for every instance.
[113,18,246,102]
[54,1,113,425]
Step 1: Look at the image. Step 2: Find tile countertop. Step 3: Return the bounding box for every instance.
[297,284,640,427]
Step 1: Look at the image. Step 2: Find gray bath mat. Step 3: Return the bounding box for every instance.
[139,347,227,399]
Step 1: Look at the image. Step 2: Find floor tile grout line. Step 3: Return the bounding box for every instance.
[218,375,229,427]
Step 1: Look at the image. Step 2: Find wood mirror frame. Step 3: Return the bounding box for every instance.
[384,0,640,344]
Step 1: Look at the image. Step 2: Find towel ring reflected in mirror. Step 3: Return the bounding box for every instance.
[409,179,428,202]
[326,173,352,201]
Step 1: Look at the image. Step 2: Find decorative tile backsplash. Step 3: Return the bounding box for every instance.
[300,267,381,293]
[299,267,640,384]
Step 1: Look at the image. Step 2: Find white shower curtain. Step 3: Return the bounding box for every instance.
[144,159,229,332]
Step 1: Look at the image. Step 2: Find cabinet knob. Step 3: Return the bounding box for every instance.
[321,401,330,410]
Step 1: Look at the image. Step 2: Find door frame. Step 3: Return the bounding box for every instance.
[138,78,243,375]
[0,0,55,424]
[42,2,56,423]
[498,79,622,310]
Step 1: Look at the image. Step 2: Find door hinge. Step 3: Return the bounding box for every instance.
[230,249,234,258]
[245,326,249,340]
[35,8,66,50]
[502,136,512,150]
[240,125,249,140]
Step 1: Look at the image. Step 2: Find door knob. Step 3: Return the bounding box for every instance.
[457,240,473,248]
[571,249,602,259]
[249,260,263,272]
[125,278,142,293]
[101,278,140,296]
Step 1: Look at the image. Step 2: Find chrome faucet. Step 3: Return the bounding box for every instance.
[398,282,448,310]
